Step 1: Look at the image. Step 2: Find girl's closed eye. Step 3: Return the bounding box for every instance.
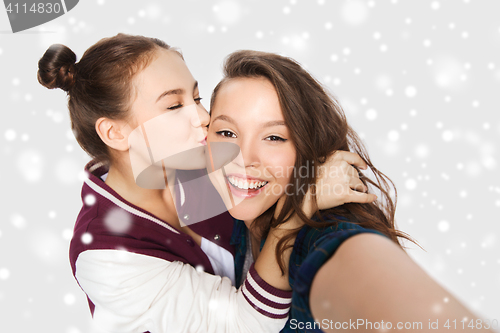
[167,97,202,110]
[167,103,183,110]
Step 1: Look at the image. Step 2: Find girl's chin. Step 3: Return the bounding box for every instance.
[227,205,262,222]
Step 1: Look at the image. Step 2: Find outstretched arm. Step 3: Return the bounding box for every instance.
[309,233,494,332]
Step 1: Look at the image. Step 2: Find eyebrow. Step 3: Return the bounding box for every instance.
[156,81,198,103]
[212,115,286,128]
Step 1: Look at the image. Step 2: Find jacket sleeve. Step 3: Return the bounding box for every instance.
[75,249,291,333]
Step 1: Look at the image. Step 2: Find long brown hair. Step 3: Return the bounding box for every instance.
[37,33,180,164]
[211,50,416,273]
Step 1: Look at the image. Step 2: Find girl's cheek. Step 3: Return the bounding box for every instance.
[206,129,216,140]
[267,153,296,178]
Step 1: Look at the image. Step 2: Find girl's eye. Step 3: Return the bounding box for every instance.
[168,97,202,110]
[168,104,183,110]
[216,130,236,138]
[265,135,287,142]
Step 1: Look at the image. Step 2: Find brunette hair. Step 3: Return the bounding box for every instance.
[211,50,416,273]
[37,33,180,164]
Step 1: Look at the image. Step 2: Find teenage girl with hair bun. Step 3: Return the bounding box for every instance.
[37,34,371,333]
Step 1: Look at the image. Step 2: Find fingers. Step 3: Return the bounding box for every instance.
[349,177,368,193]
[347,190,378,204]
[318,160,360,182]
[346,164,360,179]
[331,151,368,170]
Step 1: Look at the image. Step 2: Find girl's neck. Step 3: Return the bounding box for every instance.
[106,163,158,201]
[100,157,202,246]
[244,220,263,260]
[104,161,178,226]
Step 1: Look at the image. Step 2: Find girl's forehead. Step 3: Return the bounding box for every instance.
[210,83,285,130]
[132,52,195,99]
[214,78,278,105]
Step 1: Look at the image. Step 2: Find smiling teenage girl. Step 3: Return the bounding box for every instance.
[208,50,491,333]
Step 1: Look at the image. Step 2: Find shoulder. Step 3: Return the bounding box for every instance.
[290,215,389,294]
[287,218,398,327]
[296,213,380,253]
[326,232,406,271]
[285,218,390,328]
[69,195,197,276]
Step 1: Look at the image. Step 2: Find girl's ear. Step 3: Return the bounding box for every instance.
[95,117,130,152]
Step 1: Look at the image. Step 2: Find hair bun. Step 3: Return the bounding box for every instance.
[37,44,77,92]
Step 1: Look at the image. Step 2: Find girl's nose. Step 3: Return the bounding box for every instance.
[191,114,201,127]
[194,104,210,128]
[236,140,260,169]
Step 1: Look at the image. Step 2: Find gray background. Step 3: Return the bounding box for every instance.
[0,0,499,332]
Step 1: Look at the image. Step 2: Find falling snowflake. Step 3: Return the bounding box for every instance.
[0,268,10,280]
[10,214,27,229]
[84,194,96,206]
[63,293,76,305]
[341,0,368,26]
[388,130,400,142]
[437,220,450,232]
[365,108,378,121]
[17,150,44,182]
[81,233,93,245]
[405,179,417,190]
[405,86,417,98]
[104,208,133,233]
[4,129,16,141]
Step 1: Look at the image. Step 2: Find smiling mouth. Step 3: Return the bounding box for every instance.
[227,175,268,190]
[224,174,269,199]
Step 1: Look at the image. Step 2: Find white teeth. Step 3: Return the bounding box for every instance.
[228,176,268,190]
